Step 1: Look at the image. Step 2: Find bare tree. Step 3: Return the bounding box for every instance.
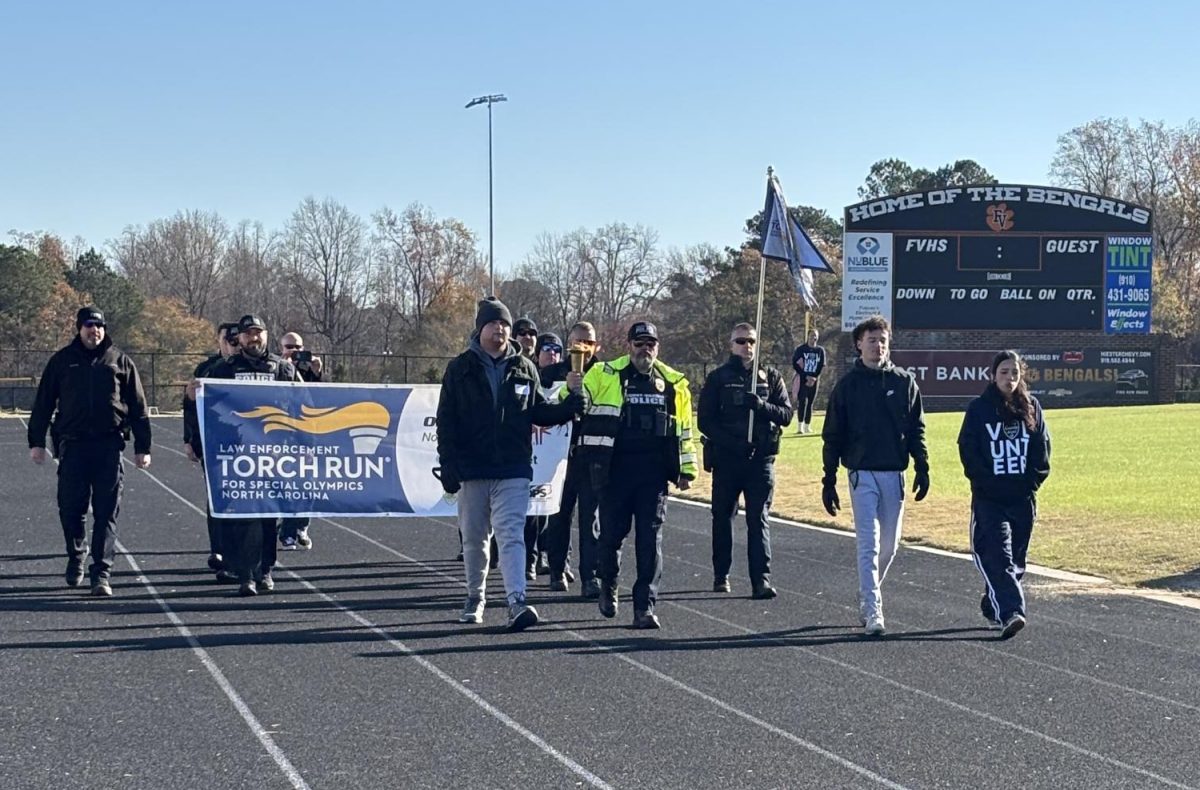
[370,203,482,344]
[583,222,668,324]
[286,197,370,349]
[512,230,595,330]
[1049,119,1129,197]
[113,210,228,318]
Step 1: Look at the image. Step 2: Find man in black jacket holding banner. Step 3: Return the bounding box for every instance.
[698,322,793,599]
[185,314,301,597]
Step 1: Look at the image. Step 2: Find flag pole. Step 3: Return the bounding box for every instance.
[748,167,773,443]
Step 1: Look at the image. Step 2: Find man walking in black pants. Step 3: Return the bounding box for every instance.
[28,306,152,597]
[790,329,825,434]
[698,322,793,598]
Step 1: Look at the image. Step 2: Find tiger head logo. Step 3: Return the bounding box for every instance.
[986,203,1014,232]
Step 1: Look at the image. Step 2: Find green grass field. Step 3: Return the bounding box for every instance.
[684,403,1200,588]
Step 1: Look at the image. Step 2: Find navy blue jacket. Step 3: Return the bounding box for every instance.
[958,384,1051,501]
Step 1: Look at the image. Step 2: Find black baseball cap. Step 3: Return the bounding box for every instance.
[513,317,538,336]
[237,314,267,333]
[76,306,105,328]
[627,321,658,341]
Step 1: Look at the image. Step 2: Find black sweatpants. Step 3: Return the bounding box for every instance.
[971,495,1036,622]
[710,455,775,584]
[222,519,279,583]
[57,436,124,581]
[545,457,599,583]
[597,465,667,614]
[797,381,819,426]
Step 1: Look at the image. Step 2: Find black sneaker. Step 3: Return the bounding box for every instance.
[238,580,258,597]
[564,567,576,583]
[506,599,539,632]
[713,576,731,593]
[206,553,224,571]
[536,553,550,575]
[525,563,537,581]
[90,579,113,597]
[549,575,568,592]
[65,557,85,588]
[751,581,778,600]
[599,583,618,618]
[215,569,239,584]
[581,578,602,600]
[633,610,660,629]
[1000,613,1026,639]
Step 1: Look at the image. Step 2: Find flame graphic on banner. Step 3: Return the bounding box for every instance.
[235,402,391,454]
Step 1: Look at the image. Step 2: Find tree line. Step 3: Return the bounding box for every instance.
[3,115,1198,376]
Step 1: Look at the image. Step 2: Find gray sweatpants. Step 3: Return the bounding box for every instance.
[848,470,905,619]
[458,478,529,605]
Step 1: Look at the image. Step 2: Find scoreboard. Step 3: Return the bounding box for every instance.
[841,185,1153,333]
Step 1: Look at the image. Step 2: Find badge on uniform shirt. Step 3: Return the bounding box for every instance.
[654,378,665,392]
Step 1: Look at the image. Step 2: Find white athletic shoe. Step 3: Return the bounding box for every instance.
[864,614,885,636]
[458,597,485,624]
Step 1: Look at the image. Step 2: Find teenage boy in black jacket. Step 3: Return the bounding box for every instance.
[821,315,928,636]
[28,306,152,596]
[437,298,584,631]
[958,350,1051,639]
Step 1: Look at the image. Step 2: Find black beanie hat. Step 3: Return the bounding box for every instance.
[475,297,513,334]
[76,306,105,328]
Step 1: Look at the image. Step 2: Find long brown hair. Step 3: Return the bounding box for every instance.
[990,350,1037,433]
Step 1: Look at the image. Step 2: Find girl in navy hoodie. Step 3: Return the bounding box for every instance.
[957,350,1051,639]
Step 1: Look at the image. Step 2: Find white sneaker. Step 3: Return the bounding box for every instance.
[458,597,485,624]
[864,614,885,636]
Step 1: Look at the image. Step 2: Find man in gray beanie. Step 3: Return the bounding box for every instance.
[436,297,586,630]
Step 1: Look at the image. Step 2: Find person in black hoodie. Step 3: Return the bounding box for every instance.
[821,315,929,636]
[28,306,152,596]
[698,322,793,598]
[790,329,826,434]
[436,298,584,631]
[957,350,1051,640]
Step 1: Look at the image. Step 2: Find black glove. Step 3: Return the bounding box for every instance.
[433,466,461,495]
[821,482,840,516]
[745,392,765,412]
[912,470,930,501]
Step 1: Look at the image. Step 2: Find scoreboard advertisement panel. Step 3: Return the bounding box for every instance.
[841,185,1153,333]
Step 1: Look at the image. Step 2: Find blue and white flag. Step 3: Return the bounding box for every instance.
[760,172,834,308]
[197,380,569,518]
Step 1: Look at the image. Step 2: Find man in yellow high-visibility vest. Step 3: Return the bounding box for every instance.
[574,321,698,629]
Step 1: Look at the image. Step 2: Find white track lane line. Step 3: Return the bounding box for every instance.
[663,549,1200,716]
[315,518,911,790]
[131,451,614,790]
[17,418,310,790]
[665,598,1196,790]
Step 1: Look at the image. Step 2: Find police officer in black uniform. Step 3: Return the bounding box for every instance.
[28,306,152,596]
[184,314,301,597]
[183,321,239,577]
[697,322,793,599]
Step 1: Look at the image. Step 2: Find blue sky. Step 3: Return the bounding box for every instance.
[2,1,1196,272]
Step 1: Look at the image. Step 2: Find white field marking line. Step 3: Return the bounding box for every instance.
[667,599,1197,790]
[128,461,613,790]
[116,536,312,790]
[667,500,1200,652]
[664,550,1200,715]
[669,496,1109,584]
[14,419,311,790]
[319,517,912,790]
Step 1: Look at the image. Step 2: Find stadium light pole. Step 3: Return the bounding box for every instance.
[465,93,508,295]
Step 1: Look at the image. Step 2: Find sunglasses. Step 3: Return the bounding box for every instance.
[284,344,303,350]
[733,337,756,346]
[516,330,538,337]
[82,320,106,329]
[632,339,658,349]
[541,344,563,354]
